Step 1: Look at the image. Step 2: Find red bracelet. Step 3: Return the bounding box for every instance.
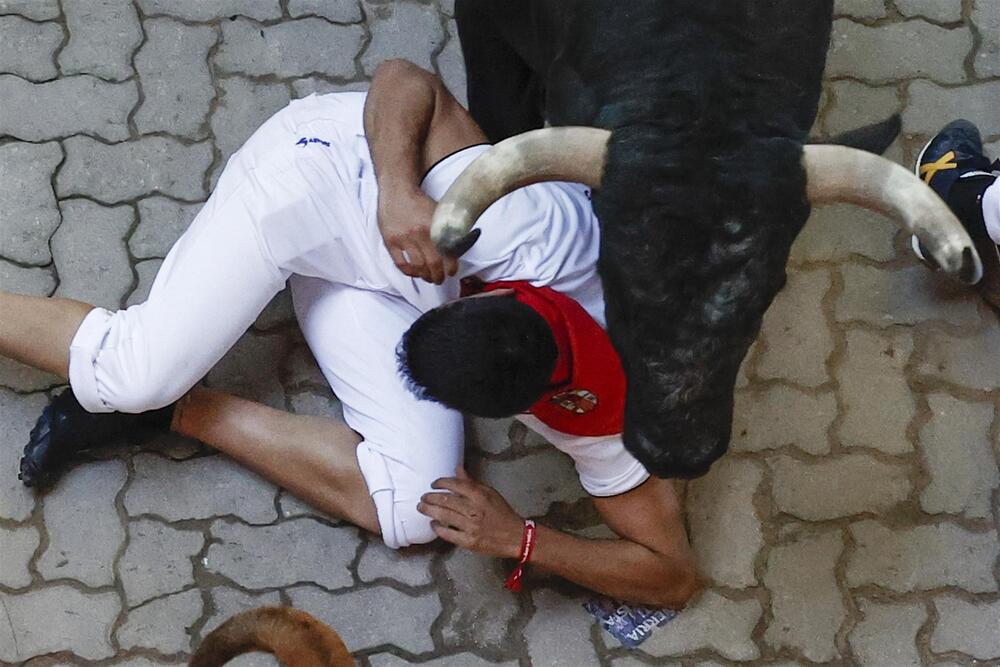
[504,519,537,592]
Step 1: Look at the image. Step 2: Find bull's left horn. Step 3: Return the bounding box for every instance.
[804,144,982,284]
[431,127,612,256]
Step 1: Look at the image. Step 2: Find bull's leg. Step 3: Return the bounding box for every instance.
[455,0,544,142]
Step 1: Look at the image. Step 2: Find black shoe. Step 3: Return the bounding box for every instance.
[911,120,999,275]
[19,389,174,489]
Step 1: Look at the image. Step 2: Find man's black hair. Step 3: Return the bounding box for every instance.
[397,294,558,418]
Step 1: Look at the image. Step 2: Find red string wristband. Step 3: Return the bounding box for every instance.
[504,519,537,592]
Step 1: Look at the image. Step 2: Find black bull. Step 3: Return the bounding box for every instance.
[454,0,848,478]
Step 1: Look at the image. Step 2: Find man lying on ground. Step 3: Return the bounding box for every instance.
[5,59,699,607]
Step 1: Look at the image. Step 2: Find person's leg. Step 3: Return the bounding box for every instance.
[172,387,378,533]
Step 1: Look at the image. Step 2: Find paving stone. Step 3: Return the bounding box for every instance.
[52,199,134,310]
[847,521,999,593]
[0,526,39,588]
[255,289,296,330]
[437,20,467,107]
[357,540,435,587]
[125,453,279,523]
[276,489,340,522]
[291,77,369,97]
[120,519,204,607]
[288,585,441,654]
[207,518,360,590]
[686,458,764,588]
[36,460,126,587]
[216,18,365,78]
[441,549,519,651]
[632,590,761,661]
[361,2,445,75]
[467,416,516,455]
[972,0,1000,77]
[211,77,292,168]
[437,0,455,16]
[0,389,46,521]
[0,140,62,265]
[138,0,281,21]
[479,448,585,518]
[0,586,120,661]
[931,596,1000,659]
[134,18,216,137]
[611,659,681,667]
[289,0,362,22]
[905,80,1000,137]
[918,326,1000,391]
[824,81,900,137]
[117,589,203,654]
[0,0,59,20]
[132,197,201,259]
[770,454,911,521]
[285,344,330,388]
[919,394,997,519]
[849,599,925,667]
[206,332,292,408]
[763,531,845,662]
[108,658,189,667]
[127,258,163,307]
[827,19,971,84]
[287,389,345,422]
[896,0,962,23]
[837,264,980,328]
[0,16,62,80]
[59,0,141,81]
[756,269,833,388]
[370,654,516,667]
[836,328,915,455]
[201,587,282,635]
[833,0,887,19]
[525,589,600,666]
[732,386,836,455]
[791,204,897,264]
[58,135,212,203]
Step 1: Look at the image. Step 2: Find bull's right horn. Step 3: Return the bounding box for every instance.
[430,127,611,256]
[804,145,982,284]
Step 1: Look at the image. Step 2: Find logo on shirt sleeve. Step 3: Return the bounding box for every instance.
[550,388,598,415]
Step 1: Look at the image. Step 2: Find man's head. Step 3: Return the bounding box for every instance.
[397,293,557,417]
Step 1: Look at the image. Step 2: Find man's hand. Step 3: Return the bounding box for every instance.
[418,467,524,558]
[377,188,458,285]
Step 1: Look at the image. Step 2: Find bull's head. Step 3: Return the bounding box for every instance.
[430,127,981,478]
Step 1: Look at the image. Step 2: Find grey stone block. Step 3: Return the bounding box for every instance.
[847,521,999,593]
[824,80,900,136]
[120,519,205,607]
[827,19,971,84]
[0,259,56,295]
[0,389,46,521]
[36,460,127,587]
[0,0,59,20]
[905,80,1000,137]
[633,590,761,661]
[206,518,360,589]
[125,453,279,523]
[132,196,202,259]
[732,386,836,455]
[931,597,1000,659]
[361,2,444,75]
[137,0,282,22]
[117,589,203,653]
[526,589,600,666]
[756,269,833,388]
[919,394,998,519]
[436,20,466,107]
[59,0,142,81]
[972,0,1000,77]
[0,16,62,80]
[58,135,212,202]
[918,326,1000,390]
[763,531,845,662]
[126,258,162,307]
[0,526,39,588]
[211,77,291,167]
[288,585,441,653]
[441,549,519,651]
[206,331,291,408]
[0,586,120,661]
[134,18,217,137]
[836,264,980,327]
[896,0,962,23]
[479,448,584,518]
[849,600,925,667]
[833,0,887,19]
[0,140,62,265]
[254,288,296,330]
[287,389,345,423]
[216,18,365,78]
[291,77,368,98]
[201,587,282,636]
[791,203,897,264]
[357,540,435,587]
[52,199,134,310]
[687,458,764,589]
[289,0,362,22]
[467,416,516,455]
[370,654,516,667]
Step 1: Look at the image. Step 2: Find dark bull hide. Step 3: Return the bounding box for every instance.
[433,0,979,479]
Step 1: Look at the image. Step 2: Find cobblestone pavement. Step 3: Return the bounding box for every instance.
[1,1,999,665]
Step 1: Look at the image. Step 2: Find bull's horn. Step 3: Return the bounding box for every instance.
[804,145,982,284]
[430,127,611,256]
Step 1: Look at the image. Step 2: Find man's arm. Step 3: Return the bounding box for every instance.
[364,59,488,284]
[419,472,702,608]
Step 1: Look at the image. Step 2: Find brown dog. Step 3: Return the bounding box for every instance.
[189,606,354,667]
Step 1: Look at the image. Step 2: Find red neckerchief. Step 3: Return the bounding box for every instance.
[461,279,625,436]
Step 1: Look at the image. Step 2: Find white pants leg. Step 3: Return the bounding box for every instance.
[290,276,463,548]
[69,181,288,413]
[983,179,1000,245]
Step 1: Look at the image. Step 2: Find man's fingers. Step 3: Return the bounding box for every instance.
[418,501,470,530]
[431,520,471,547]
[388,245,420,278]
[431,476,480,496]
[401,241,430,281]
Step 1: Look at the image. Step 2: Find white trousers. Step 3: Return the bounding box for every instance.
[68,172,461,548]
